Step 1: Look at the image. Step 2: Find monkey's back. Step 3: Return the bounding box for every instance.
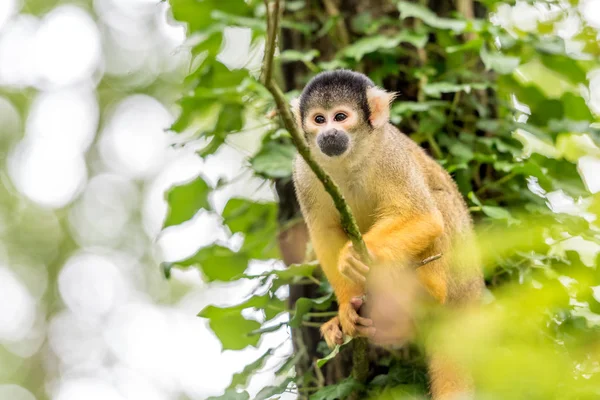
[382,126,484,302]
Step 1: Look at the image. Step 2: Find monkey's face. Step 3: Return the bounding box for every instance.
[303,105,366,158]
[291,70,397,161]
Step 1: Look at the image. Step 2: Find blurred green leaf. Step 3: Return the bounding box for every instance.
[289,293,334,328]
[250,141,296,179]
[340,32,427,61]
[398,1,467,32]
[228,349,273,389]
[209,315,261,350]
[222,198,279,259]
[482,206,513,221]
[206,389,250,400]
[163,176,212,228]
[480,45,520,74]
[280,49,320,63]
[310,378,362,400]
[316,336,352,368]
[172,245,248,282]
[254,378,294,400]
[424,82,489,98]
[170,0,250,32]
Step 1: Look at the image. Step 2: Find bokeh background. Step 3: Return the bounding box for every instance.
[0,1,290,399]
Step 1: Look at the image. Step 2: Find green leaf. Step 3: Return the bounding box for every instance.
[223,198,277,234]
[480,45,520,74]
[482,206,513,220]
[250,141,296,179]
[197,135,226,158]
[172,245,248,282]
[210,10,266,31]
[254,378,294,400]
[398,1,467,32]
[273,261,319,281]
[540,54,587,85]
[280,49,319,63]
[170,0,250,32]
[316,335,352,368]
[206,389,250,400]
[289,293,334,328]
[449,142,474,162]
[200,294,270,317]
[446,39,483,53]
[222,198,279,259]
[556,133,600,163]
[310,378,362,400]
[468,192,482,207]
[340,32,427,61]
[162,262,173,279]
[163,176,212,229]
[392,101,447,114]
[228,349,273,390]
[200,296,269,350]
[209,314,261,350]
[423,82,489,98]
[561,92,593,121]
[512,129,561,159]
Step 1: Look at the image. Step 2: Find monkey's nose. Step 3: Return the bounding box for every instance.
[317,129,349,157]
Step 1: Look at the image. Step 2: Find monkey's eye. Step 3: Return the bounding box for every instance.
[334,113,347,122]
[314,115,326,124]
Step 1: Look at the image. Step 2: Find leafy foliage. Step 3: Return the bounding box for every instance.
[164,0,600,398]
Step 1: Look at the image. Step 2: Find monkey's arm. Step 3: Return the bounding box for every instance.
[363,209,444,265]
[339,208,444,283]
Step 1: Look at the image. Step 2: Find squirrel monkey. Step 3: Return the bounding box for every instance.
[291,70,484,399]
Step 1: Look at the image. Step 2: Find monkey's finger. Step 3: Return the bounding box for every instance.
[348,256,370,276]
[356,315,373,327]
[350,296,364,310]
[324,330,343,348]
[356,326,377,338]
[341,265,366,284]
[334,331,343,345]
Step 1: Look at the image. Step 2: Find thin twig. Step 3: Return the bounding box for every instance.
[261,0,280,85]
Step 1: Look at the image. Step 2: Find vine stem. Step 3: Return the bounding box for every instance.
[261,0,370,386]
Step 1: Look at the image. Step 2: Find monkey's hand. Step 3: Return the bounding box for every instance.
[338,242,373,284]
[338,296,376,339]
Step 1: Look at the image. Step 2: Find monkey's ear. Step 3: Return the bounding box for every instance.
[290,97,302,128]
[367,87,398,128]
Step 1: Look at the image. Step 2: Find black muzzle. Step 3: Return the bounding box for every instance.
[317,129,349,157]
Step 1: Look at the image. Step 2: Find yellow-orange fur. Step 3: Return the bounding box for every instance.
[292,79,483,399]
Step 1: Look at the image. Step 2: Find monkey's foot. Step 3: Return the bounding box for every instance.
[320,316,344,348]
[338,297,376,339]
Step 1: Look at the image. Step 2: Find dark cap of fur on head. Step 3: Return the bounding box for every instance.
[299,70,375,124]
